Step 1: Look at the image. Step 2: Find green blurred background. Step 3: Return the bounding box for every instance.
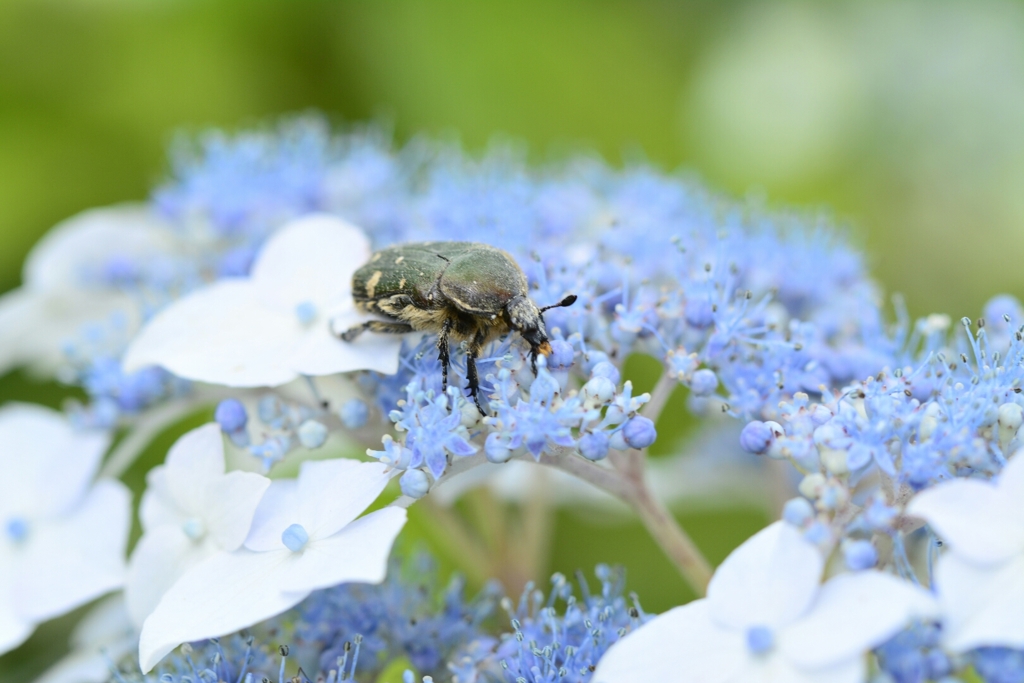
[3,0,1024,679]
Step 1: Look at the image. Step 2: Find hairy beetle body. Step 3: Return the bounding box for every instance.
[341,241,575,413]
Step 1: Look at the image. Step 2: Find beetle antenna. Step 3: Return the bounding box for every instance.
[540,294,577,313]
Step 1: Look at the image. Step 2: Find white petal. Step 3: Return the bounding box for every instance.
[0,404,109,519]
[297,459,392,540]
[244,479,300,552]
[139,468,182,532]
[24,204,174,290]
[203,471,271,550]
[0,288,46,375]
[780,572,939,669]
[251,214,370,314]
[708,521,823,631]
[38,594,136,683]
[997,452,1024,516]
[592,600,747,683]
[138,549,308,673]
[937,552,1024,651]
[125,526,214,628]
[907,479,1023,564]
[69,593,134,649]
[281,507,406,593]
[742,657,865,683]
[288,322,401,378]
[0,553,34,656]
[35,635,137,683]
[165,424,226,517]
[123,280,302,387]
[13,480,131,623]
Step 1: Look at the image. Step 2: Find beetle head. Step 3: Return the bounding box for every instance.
[506,295,549,353]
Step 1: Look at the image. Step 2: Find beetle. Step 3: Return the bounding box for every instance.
[339,241,576,414]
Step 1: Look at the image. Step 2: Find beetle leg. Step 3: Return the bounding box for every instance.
[339,320,414,341]
[437,317,453,392]
[466,331,489,415]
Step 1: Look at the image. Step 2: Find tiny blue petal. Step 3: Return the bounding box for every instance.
[282,524,309,552]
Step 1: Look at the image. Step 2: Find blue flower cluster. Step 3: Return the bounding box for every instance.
[128,118,892,482]
[751,301,1024,564]
[111,556,501,683]
[449,565,649,683]
[106,559,653,683]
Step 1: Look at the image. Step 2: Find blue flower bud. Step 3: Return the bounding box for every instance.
[590,361,621,385]
[803,521,831,545]
[685,299,714,328]
[298,420,328,449]
[781,497,814,527]
[485,433,513,464]
[339,398,369,429]
[281,523,309,552]
[609,429,629,451]
[740,420,780,454]
[578,432,609,461]
[843,540,878,570]
[581,376,616,403]
[215,398,248,433]
[400,469,430,498]
[622,416,657,449]
[690,368,718,396]
[548,339,574,369]
[257,395,284,424]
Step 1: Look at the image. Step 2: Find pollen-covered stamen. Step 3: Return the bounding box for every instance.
[745,625,774,655]
[181,518,206,541]
[281,523,310,552]
[5,516,29,544]
[295,300,318,326]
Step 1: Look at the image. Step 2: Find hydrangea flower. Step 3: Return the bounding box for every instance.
[0,205,176,376]
[592,522,937,683]
[907,451,1024,652]
[138,458,405,672]
[123,214,401,387]
[0,404,130,655]
[125,423,271,626]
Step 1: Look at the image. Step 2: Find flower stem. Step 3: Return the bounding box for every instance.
[538,447,713,596]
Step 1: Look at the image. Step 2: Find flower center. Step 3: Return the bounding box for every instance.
[182,518,206,541]
[746,625,775,655]
[5,517,28,544]
[295,301,318,326]
[282,523,309,552]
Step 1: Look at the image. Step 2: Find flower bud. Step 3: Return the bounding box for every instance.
[400,469,430,498]
[578,432,610,461]
[690,369,718,396]
[298,420,328,449]
[339,398,369,430]
[622,416,657,449]
[215,398,247,433]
